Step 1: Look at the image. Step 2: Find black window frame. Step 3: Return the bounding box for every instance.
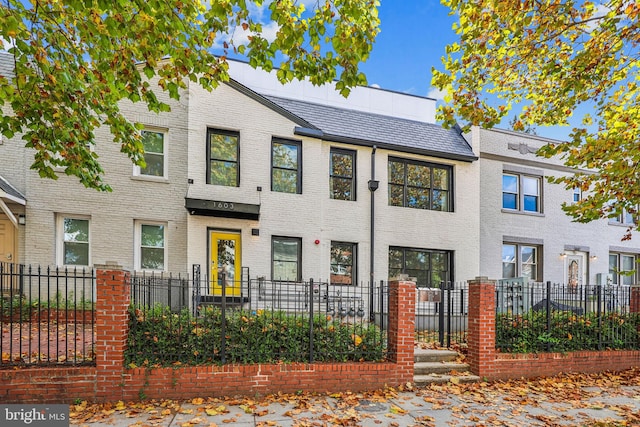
[271,236,302,281]
[330,147,356,201]
[330,241,357,286]
[387,157,453,212]
[388,246,452,288]
[206,128,240,187]
[271,138,302,194]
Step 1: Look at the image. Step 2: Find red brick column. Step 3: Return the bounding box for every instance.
[630,286,640,314]
[95,264,130,401]
[387,280,416,383]
[467,277,496,379]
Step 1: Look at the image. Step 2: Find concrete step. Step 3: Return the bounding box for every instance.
[414,373,481,387]
[414,348,459,363]
[414,361,470,376]
[413,349,479,385]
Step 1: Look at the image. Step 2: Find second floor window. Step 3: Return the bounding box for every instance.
[330,148,355,201]
[272,139,301,194]
[207,129,239,186]
[502,173,541,213]
[137,130,166,178]
[388,158,452,211]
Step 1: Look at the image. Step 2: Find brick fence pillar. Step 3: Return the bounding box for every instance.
[95,264,130,402]
[467,277,496,379]
[630,285,640,314]
[387,280,416,384]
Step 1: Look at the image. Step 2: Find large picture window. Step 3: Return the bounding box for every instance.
[58,216,90,266]
[502,243,541,281]
[388,247,451,287]
[502,173,541,213]
[136,130,166,178]
[272,139,301,194]
[272,236,302,281]
[388,158,451,211]
[330,148,355,201]
[207,128,239,186]
[330,242,356,285]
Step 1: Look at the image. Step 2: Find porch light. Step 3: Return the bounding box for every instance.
[590,255,598,261]
[18,215,25,225]
[560,253,567,259]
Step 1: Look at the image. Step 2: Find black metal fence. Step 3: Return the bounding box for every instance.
[127,271,388,366]
[0,263,96,367]
[496,280,640,353]
[414,281,469,347]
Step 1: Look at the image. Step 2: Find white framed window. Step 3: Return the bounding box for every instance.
[502,173,541,213]
[609,253,637,286]
[572,187,582,204]
[57,215,90,267]
[502,243,541,281]
[134,129,167,179]
[135,221,167,271]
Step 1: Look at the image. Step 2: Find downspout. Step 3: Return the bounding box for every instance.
[368,146,379,321]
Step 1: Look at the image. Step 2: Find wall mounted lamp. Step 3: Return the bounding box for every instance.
[560,253,567,259]
[17,214,25,225]
[590,255,598,261]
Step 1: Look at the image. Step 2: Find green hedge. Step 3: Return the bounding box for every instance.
[496,311,640,353]
[125,305,386,367]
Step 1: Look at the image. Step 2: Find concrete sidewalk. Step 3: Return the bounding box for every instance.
[71,380,640,427]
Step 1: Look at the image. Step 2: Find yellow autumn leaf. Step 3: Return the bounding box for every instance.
[115,401,126,411]
[192,397,204,405]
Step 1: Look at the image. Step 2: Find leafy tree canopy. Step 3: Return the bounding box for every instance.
[0,0,380,191]
[433,0,640,237]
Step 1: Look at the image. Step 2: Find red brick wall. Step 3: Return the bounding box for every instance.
[0,272,416,403]
[468,278,640,380]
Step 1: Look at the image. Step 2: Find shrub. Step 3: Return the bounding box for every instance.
[496,310,640,353]
[125,305,386,367]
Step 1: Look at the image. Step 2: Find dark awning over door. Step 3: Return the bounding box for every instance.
[185,198,260,220]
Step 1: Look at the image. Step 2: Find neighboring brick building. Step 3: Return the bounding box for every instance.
[474,127,640,287]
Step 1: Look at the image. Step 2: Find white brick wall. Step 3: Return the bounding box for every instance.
[478,127,640,284]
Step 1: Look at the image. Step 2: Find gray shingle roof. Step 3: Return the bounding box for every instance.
[262,95,477,162]
[0,175,26,204]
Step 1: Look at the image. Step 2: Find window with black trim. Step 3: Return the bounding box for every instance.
[272,139,301,194]
[331,242,356,285]
[609,253,637,285]
[502,173,541,213]
[330,148,355,201]
[272,236,301,281]
[388,158,451,211]
[388,246,451,287]
[502,243,541,281]
[207,128,239,186]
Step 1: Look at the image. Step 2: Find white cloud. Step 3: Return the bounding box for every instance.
[427,87,446,100]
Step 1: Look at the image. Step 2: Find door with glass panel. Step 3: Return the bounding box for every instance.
[210,231,241,296]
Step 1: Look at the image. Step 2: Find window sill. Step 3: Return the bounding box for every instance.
[131,175,170,184]
[501,208,545,217]
[608,222,635,227]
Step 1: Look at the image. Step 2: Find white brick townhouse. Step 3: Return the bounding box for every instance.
[474,127,640,287]
[0,57,481,294]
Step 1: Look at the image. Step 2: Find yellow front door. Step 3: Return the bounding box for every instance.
[0,219,16,264]
[210,231,242,297]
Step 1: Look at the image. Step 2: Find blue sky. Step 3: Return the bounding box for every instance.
[356,1,573,141]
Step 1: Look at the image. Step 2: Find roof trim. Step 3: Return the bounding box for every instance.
[0,175,26,205]
[294,127,478,163]
[224,79,318,130]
